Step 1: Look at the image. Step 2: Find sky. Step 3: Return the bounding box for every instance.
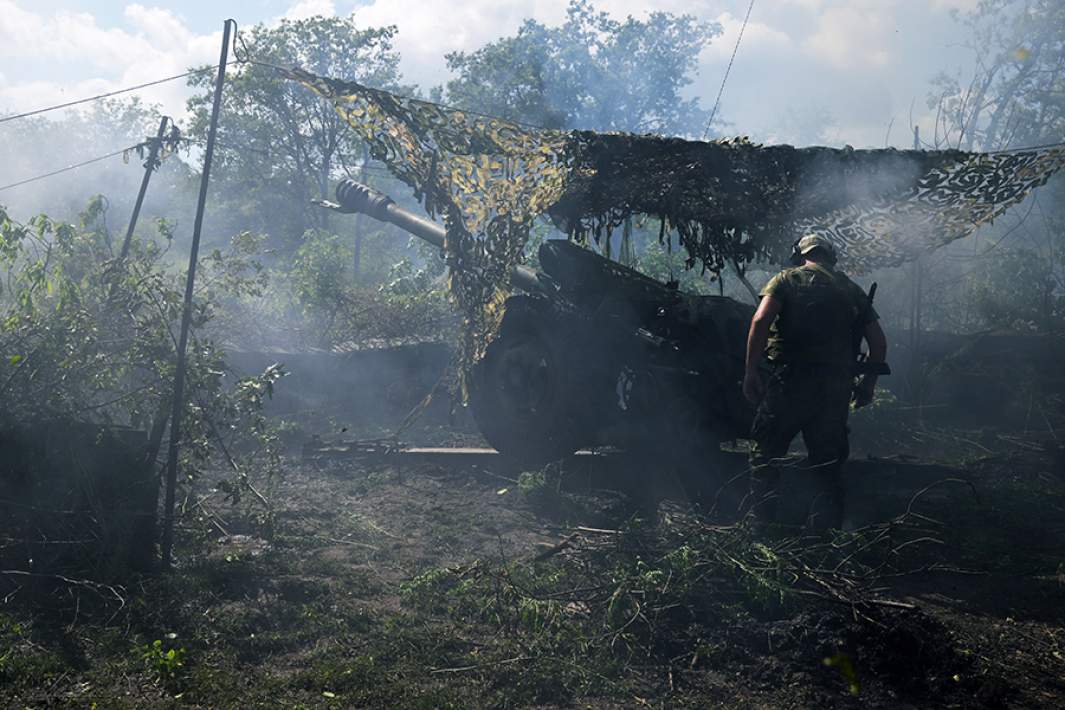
[0,0,985,148]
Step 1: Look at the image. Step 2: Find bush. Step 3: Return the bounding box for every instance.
[0,199,283,560]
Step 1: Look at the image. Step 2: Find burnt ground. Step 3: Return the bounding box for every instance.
[2,423,1065,708]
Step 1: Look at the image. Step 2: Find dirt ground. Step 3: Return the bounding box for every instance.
[2,423,1065,708]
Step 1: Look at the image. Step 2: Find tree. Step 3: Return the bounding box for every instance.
[868,1,1065,341]
[929,0,1065,151]
[186,16,410,250]
[0,98,192,224]
[442,0,720,135]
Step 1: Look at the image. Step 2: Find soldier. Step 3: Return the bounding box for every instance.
[742,234,888,529]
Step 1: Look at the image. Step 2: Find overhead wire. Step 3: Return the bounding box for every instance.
[0,123,396,196]
[0,19,262,128]
[702,0,756,140]
[0,67,218,125]
[5,12,1056,199]
[0,142,150,192]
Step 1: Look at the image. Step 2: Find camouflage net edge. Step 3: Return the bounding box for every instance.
[550,133,1065,274]
[289,69,1065,352]
[290,68,571,367]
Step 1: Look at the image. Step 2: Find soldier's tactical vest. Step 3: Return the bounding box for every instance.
[766,264,870,368]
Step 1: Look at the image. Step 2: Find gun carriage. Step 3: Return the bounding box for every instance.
[333,179,755,464]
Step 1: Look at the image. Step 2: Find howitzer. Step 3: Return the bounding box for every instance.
[330,179,756,463]
[330,180,543,295]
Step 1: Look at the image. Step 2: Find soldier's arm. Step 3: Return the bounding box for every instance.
[743,295,782,404]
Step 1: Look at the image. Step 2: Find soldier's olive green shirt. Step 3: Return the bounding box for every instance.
[760,263,879,367]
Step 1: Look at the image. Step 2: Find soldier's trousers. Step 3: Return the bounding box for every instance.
[748,365,852,527]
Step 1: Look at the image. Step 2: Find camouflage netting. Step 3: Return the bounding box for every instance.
[552,134,1065,272]
[289,69,1065,355]
[290,68,571,361]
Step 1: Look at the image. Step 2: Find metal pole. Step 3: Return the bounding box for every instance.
[118,116,170,262]
[160,20,232,568]
[106,116,171,308]
[909,125,923,407]
[353,144,368,280]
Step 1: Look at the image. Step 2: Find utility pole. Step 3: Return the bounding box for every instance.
[353,143,368,280]
[118,116,171,262]
[106,116,171,309]
[160,19,233,568]
[909,125,924,408]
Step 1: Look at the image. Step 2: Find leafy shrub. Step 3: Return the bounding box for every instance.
[0,200,282,518]
[140,638,186,687]
[276,229,454,349]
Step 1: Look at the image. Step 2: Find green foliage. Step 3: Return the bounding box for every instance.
[0,203,166,425]
[381,250,443,298]
[289,230,353,312]
[517,469,548,498]
[400,567,471,613]
[824,652,862,696]
[443,0,720,135]
[635,237,713,294]
[277,228,453,348]
[140,638,186,687]
[0,200,283,510]
[932,0,1065,150]
[518,466,565,511]
[187,16,410,250]
[390,509,943,704]
[968,248,1065,331]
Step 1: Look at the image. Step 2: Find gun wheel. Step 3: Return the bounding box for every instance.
[468,299,584,464]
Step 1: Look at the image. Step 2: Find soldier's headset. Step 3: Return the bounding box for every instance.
[789,238,838,266]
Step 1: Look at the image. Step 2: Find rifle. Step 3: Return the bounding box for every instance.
[853,282,891,378]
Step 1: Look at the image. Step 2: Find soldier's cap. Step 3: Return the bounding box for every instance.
[796,233,837,258]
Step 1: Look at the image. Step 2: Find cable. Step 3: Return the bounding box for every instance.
[988,139,1065,154]
[0,142,147,192]
[0,67,217,125]
[0,131,393,195]
[701,0,756,140]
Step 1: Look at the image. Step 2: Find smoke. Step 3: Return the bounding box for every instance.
[0,101,191,224]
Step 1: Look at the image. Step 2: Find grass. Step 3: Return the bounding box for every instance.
[1,441,1063,708]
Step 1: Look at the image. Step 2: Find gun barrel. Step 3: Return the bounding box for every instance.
[336,179,446,249]
[335,180,541,294]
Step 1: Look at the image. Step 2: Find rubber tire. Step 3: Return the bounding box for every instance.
[468,300,586,465]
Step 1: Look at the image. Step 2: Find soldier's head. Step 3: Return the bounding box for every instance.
[791,234,838,266]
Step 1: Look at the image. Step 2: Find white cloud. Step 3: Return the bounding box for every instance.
[354,0,742,88]
[282,0,337,22]
[0,0,977,152]
[0,1,222,120]
[775,0,825,10]
[702,10,792,62]
[0,3,125,67]
[804,4,895,68]
[930,0,980,12]
[355,0,569,87]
